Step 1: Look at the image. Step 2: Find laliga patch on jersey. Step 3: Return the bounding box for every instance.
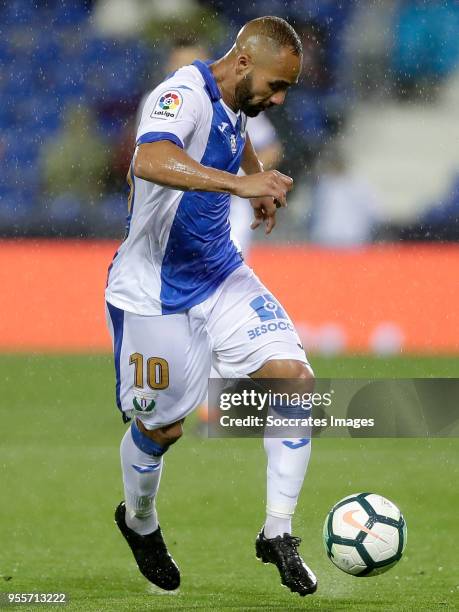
[151,90,183,120]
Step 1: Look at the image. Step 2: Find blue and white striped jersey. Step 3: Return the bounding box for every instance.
[106,60,247,315]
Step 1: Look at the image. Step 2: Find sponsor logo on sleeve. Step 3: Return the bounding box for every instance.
[151,90,183,120]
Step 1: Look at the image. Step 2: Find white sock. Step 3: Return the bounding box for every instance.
[120,426,163,535]
[263,435,311,538]
[264,514,292,539]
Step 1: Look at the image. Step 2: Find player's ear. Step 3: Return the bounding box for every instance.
[236,53,252,76]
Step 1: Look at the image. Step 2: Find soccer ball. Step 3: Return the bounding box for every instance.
[323,493,407,576]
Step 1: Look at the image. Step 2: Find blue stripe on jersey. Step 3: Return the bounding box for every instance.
[108,158,137,282]
[106,250,118,287]
[159,65,246,314]
[124,162,136,239]
[106,301,124,415]
[137,131,184,148]
[193,60,221,101]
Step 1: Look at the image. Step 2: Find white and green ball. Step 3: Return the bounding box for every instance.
[323,493,407,576]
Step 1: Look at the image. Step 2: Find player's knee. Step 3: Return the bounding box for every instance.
[285,360,314,382]
[159,420,184,445]
[252,359,315,384]
[136,418,184,449]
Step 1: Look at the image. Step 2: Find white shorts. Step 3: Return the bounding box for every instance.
[106,264,310,429]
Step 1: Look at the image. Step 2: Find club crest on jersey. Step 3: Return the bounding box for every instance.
[230,134,237,155]
[151,90,183,120]
[132,394,156,413]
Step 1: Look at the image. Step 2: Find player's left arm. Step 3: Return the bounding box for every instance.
[241,134,283,234]
[241,134,264,175]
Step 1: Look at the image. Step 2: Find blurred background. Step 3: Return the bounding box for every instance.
[2,6,457,607]
[1,0,459,356]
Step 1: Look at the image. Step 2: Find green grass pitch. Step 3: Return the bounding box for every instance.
[0,354,458,611]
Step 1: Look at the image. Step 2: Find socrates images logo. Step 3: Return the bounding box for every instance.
[249,294,287,322]
[159,92,181,111]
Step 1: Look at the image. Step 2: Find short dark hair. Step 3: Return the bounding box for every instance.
[249,16,303,56]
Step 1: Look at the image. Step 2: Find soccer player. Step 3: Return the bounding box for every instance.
[105,16,317,597]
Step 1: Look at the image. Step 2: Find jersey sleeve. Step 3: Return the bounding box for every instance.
[136,80,205,150]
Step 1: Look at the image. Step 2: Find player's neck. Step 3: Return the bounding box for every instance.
[209,56,239,113]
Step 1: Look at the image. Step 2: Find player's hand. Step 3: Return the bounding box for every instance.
[234,170,293,207]
[250,197,278,234]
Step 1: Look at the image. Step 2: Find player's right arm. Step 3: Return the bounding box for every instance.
[133,141,292,204]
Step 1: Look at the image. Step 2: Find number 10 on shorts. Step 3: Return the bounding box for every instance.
[129,352,170,390]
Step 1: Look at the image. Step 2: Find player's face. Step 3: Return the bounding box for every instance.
[235,49,301,117]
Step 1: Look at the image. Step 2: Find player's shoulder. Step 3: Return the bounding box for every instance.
[166,64,207,90]
[145,65,210,120]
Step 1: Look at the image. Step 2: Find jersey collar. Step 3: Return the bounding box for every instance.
[192,60,221,102]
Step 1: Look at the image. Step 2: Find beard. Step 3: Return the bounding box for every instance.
[234,72,272,117]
